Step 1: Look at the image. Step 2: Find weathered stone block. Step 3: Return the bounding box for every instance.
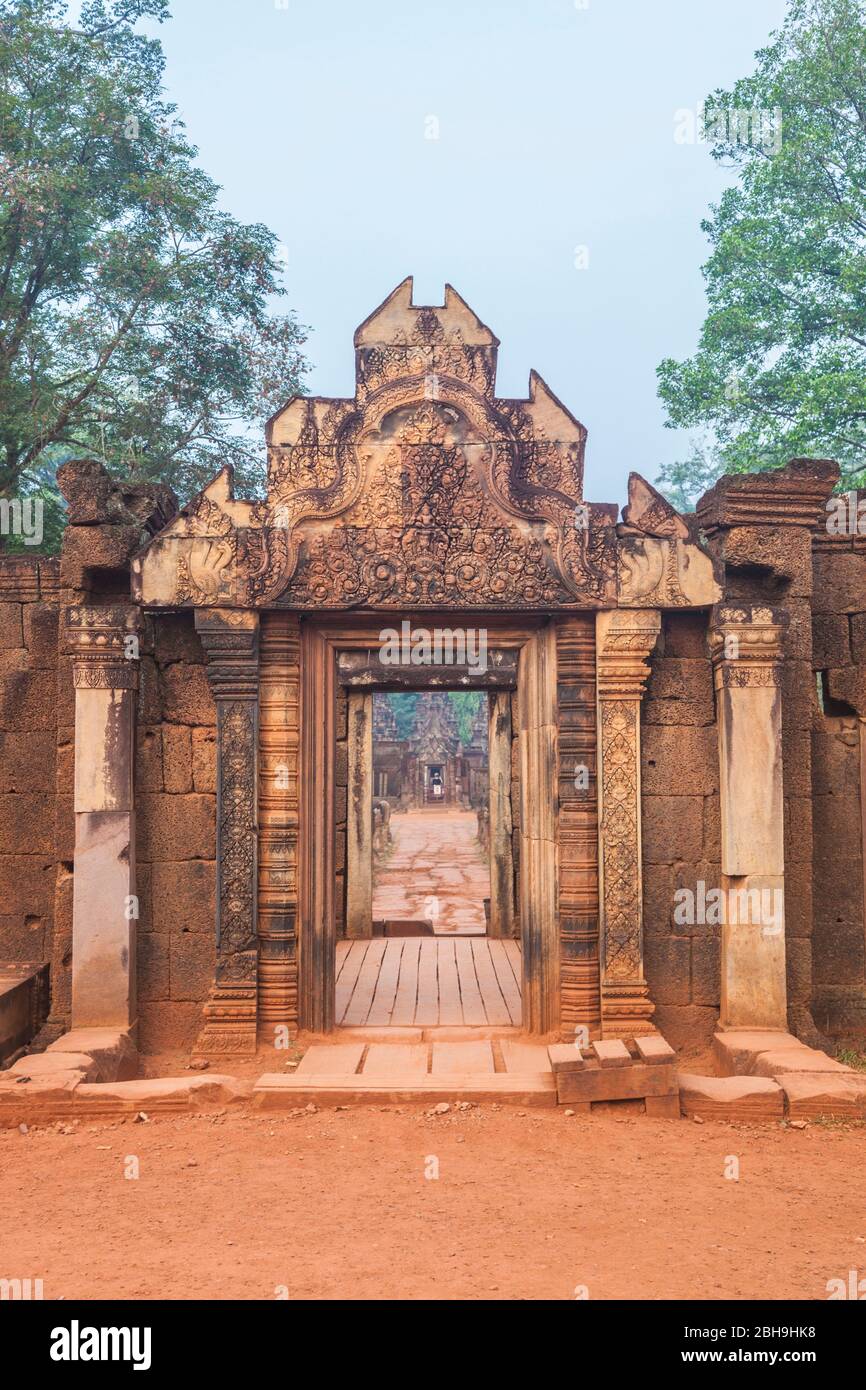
[642,862,674,934]
[160,664,215,726]
[137,1001,202,1053]
[690,933,720,1007]
[780,1072,866,1119]
[169,930,215,1001]
[162,724,192,793]
[661,612,708,659]
[137,794,215,862]
[22,602,58,667]
[150,859,216,935]
[153,613,205,666]
[591,1039,631,1068]
[642,796,703,864]
[0,668,56,731]
[634,1033,676,1064]
[813,553,866,614]
[60,523,142,589]
[812,613,850,668]
[138,932,169,1002]
[753,1045,851,1077]
[0,602,23,649]
[677,1072,784,1120]
[712,1028,802,1075]
[642,725,718,796]
[0,914,46,961]
[191,727,216,793]
[644,935,691,1005]
[136,727,163,792]
[849,612,866,664]
[47,1027,138,1082]
[557,1059,677,1104]
[653,1004,717,1050]
[811,722,859,797]
[0,731,54,793]
[828,666,866,717]
[0,794,52,854]
[0,854,55,916]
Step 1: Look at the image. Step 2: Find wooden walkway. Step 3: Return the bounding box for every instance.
[335,937,522,1028]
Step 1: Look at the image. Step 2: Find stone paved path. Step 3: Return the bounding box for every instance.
[372,808,489,934]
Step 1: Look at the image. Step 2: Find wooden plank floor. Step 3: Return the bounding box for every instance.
[336,938,522,1028]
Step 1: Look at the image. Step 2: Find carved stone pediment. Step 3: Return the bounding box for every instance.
[131,279,718,613]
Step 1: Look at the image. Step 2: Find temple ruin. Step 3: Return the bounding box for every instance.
[0,278,863,1109]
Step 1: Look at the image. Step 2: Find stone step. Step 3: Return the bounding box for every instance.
[253,1072,556,1108]
[678,1072,784,1120]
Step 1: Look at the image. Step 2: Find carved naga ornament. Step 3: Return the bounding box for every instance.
[131,278,720,613]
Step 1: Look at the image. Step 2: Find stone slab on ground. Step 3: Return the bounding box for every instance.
[8,1051,99,1082]
[678,1073,784,1120]
[253,1072,556,1108]
[712,1029,803,1076]
[557,1060,677,1105]
[363,1044,428,1075]
[634,1034,677,1065]
[431,1041,495,1074]
[46,1027,138,1081]
[0,1070,81,1123]
[335,1028,424,1043]
[780,1073,866,1120]
[73,1075,253,1116]
[296,1044,365,1076]
[591,1039,632,1068]
[499,1041,552,1074]
[547,1043,585,1074]
[753,1048,854,1078]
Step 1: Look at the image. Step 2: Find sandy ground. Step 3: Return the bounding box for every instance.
[2,1104,865,1301]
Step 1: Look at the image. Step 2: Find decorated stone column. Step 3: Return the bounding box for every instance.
[66,605,141,1032]
[709,604,787,1030]
[346,691,373,938]
[596,608,661,1037]
[194,608,260,1054]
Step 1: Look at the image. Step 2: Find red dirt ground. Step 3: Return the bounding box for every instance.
[2,1105,865,1301]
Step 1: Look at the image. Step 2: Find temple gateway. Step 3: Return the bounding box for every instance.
[1,279,862,1071]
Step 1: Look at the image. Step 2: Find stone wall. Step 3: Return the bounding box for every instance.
[135,612,217,1053]
[3,456,866,1052]
[641,612,721,1050]
[0,557,64,1002]
[811,523,866,1037]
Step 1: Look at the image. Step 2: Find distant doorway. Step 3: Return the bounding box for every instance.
[337,690,520,1029]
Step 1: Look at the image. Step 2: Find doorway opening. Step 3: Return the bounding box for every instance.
[336,690,521,1030]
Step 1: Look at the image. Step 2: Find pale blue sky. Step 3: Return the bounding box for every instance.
[145,0,788,503]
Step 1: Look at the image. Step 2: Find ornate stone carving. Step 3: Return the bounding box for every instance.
[65,605,142,689]
[193,609,259,1054]
[556,616,601,1035]
[257,613,300,1034]
[133,279,624,612]
[596,609,660,1036]
[708,605,785,689]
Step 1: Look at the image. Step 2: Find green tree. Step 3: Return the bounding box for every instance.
[449,690,483,745]
[657,0,866,493]
[655,440,725,513]
[0,0,308,523]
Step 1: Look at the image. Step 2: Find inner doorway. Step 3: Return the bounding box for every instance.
[336,690,521,1030]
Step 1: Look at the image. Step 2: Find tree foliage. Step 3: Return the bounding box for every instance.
[657,0,866,493]
[0,0,308,516]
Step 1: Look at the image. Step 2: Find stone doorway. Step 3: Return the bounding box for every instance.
[335,688,521,1030]
[297,616,558,1035]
